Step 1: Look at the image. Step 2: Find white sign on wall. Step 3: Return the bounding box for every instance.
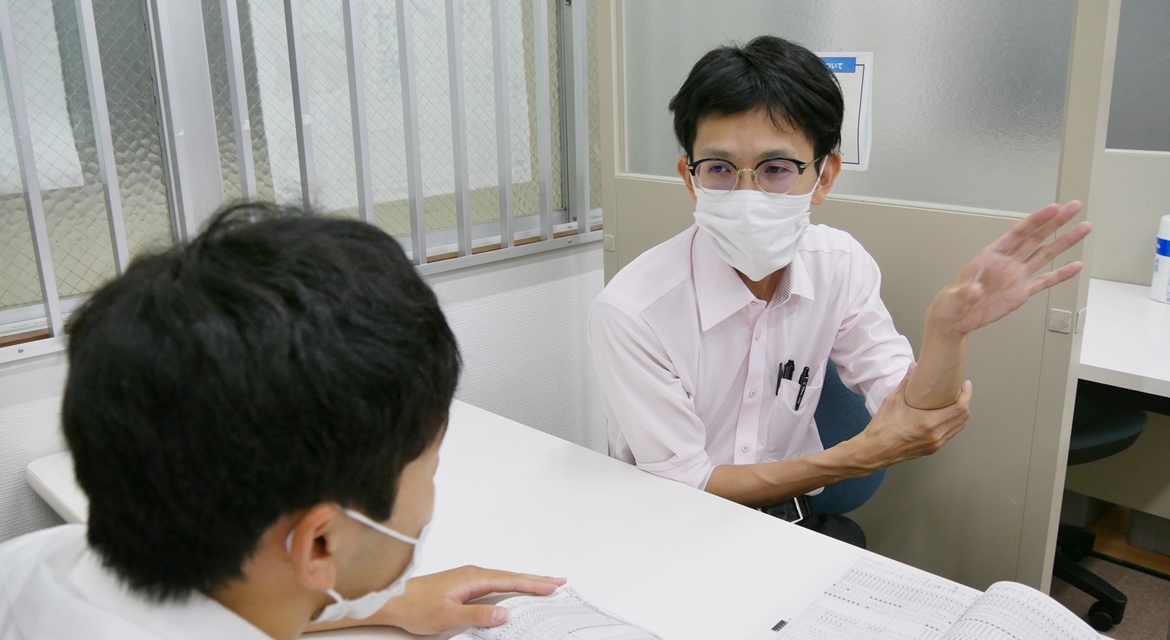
[817,52,873,171]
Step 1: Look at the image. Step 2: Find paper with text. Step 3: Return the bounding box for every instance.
[451,585,662,640]
[777,557,1102,640]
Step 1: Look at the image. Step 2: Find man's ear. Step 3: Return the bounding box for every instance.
[285,504,346,592]
[677,156,698,203]
[811,154,842,206]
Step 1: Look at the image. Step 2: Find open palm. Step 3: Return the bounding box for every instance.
[930,201,1092,335]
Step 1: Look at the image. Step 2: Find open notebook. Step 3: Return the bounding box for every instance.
[775,556,1103,640]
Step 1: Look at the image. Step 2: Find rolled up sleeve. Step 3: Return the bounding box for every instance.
[588,296,715,490]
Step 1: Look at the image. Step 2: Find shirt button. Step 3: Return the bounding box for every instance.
[750,301,760,307]
[754,332,761,341]
[741,444,750,453]
[748,388,757,398]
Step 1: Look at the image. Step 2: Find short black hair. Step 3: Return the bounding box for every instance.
[63,202,461,601]
[669,35,844,161]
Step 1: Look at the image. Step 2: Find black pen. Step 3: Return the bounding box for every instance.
[794,366,810,410]
[776,360,795,396]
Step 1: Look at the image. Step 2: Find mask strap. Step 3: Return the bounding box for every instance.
[283,506,420,555]
[342,508,420,546]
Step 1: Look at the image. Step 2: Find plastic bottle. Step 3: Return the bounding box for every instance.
[1152,214,1170,304]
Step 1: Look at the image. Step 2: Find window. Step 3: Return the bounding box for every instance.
[0,0,601,357]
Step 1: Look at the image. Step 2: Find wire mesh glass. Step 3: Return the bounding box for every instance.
[548,0,564,214]
[245,0,302,205]
[203,0,243,203]
[586,0,600,213]
[411,0,457,233]
[301,0,359,218]
[0,0,172,315]
[461,0,500,228]
[10,0,114,300]
[93,0,172,259]
[356,0,409,236]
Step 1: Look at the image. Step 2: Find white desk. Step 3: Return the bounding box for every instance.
[27,400,951,640]
[1079,278,1170,398]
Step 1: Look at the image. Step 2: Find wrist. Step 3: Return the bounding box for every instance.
[822,435,882,478]
[923,308,967,342]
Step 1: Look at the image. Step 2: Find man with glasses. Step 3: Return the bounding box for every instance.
[588,36,1090,545]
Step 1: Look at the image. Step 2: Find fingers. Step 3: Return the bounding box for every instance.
[447,603,511,628]
[1027,261,1085,296]
[1018,201,1083,258]
[1024,220,1093,274]
[991,203,1061,257]
[992,201,1082,259]
[454,568,566,601]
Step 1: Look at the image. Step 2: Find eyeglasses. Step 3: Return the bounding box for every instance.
[687,156,822,197]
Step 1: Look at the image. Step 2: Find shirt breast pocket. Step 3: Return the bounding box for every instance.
[763,365,825,462]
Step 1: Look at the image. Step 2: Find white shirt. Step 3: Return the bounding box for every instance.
[589,224,914,491]
[0,525,271,640]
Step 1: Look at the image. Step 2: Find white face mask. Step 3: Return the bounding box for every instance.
[692,166,824,282]
[287,507,429,623]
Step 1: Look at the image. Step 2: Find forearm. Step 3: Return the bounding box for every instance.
[906,317,968,410]
[704,439,879,508]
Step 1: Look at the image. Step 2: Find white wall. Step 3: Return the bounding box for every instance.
[0,244,606,543]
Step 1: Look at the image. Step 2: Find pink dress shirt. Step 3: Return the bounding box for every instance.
[589,224,914,491]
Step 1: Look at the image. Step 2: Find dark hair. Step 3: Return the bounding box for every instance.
[62,202,461,601]
[669,35,844,161]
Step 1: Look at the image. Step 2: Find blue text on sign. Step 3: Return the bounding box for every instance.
[821,57,857,73]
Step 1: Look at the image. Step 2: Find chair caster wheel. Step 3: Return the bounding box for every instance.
[1088,602,1119,631]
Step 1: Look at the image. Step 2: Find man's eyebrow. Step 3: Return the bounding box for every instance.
[695,147,734,160]
[756,148,801,161]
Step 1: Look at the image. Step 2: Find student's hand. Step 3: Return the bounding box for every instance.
[853,369,973,469]
[369,566,565,634]
[927,201,1091,336]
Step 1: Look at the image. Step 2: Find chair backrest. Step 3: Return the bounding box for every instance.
[810,361,886,514]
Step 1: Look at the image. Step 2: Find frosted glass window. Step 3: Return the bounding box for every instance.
[204,0,567,236]
[1106,0,1170,152]
[622,1,1075,215]
[0,0,171,313]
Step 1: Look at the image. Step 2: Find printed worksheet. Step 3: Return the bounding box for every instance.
[777,557,981,639]
[945,581,1103,640]
[451,585,663,640]
[776,557,1103,640]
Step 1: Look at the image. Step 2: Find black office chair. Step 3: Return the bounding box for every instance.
[1053,383,1149,632]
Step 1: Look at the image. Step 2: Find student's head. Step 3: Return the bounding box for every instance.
[62,202,460,612]
[670,36,844,205]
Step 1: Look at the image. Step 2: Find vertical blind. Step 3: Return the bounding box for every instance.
[0,0,602,352]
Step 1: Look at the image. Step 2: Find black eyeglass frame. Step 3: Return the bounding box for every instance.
[686,155,820,176]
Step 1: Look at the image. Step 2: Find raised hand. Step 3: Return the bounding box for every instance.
[928,201,1092,335]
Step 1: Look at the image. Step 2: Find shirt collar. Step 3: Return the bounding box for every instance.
[692,227,816,332]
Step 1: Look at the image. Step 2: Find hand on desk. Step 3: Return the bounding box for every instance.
[305,566,565,635]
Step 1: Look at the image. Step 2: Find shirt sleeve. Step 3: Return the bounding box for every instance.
[829,239,915,416]
[588,296,716,490]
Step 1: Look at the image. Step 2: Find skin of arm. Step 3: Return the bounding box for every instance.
[705,370,972,507]
[303,567,565,635]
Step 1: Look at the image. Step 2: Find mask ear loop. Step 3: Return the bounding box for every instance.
[283,506,420,556]
[341,508,420,546]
